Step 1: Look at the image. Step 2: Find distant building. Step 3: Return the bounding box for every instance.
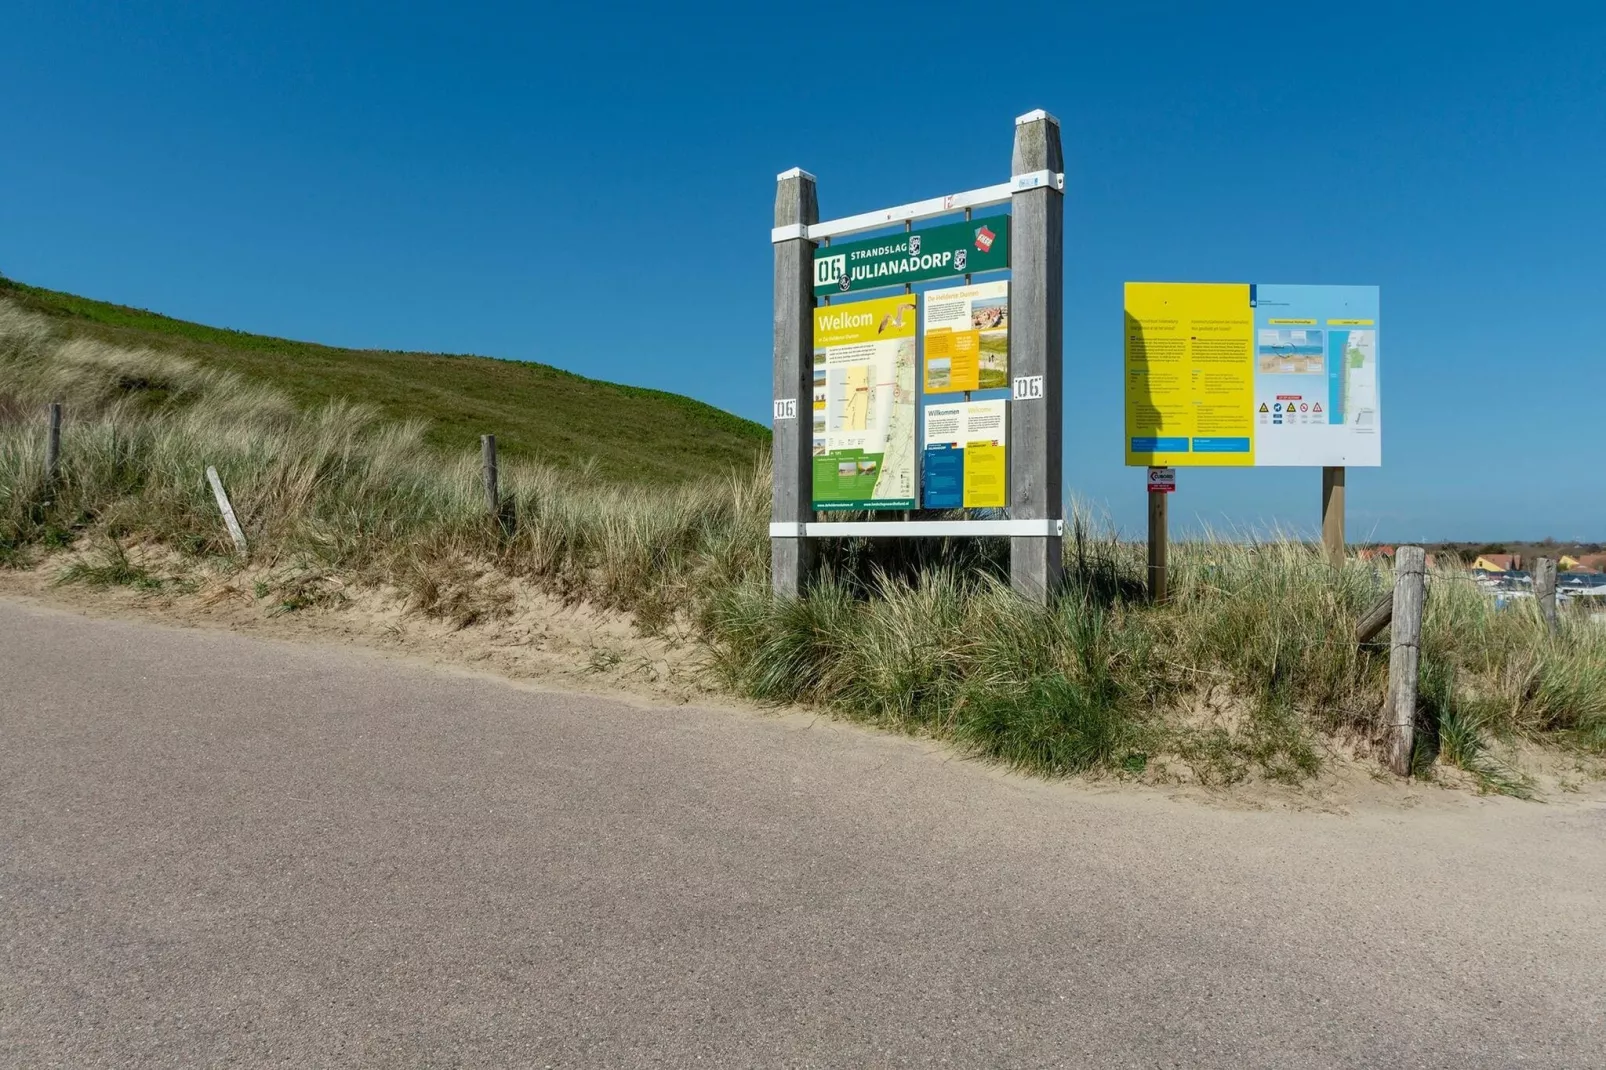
[1560,553,1606,572]
[1473,554,1522,572]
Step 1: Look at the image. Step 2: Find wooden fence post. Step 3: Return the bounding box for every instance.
[45,402,62,486]
[1384,545,1426,776]
[205,466,249,555]
[1321,465,1345,568]
[770,167,818,597]
[481,435,499,516]
[1008,109,1065,604]
[1533,556,1558,632]
[1147,487,1168,603]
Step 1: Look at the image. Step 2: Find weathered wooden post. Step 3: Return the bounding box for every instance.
[1147,486,1168,603]
[205,466,249,555]
[1384,545,1427,776]
[770,168,818,597]
[481,434,499,517]
[1008,110,1064,603]
[1533,556,1558,632]
[45,402,62,486]
[1321,465,1345,568]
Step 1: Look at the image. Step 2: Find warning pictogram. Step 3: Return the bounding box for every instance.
[1259,402,1270,413]
[1312,403,1323,413]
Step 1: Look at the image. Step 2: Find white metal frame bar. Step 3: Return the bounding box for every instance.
[770,520,1063,538]
[771,172,1064,244]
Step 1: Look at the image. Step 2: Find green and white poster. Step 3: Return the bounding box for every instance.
[813,216,1009,297]
[811,294,918,509]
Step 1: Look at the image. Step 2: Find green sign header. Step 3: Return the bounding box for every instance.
[812,216,1010,297]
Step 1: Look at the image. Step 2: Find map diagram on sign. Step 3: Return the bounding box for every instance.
[834,365,872,433]
[811,295,918,508]
[875,343,917,502]
[1339,330,1378,427]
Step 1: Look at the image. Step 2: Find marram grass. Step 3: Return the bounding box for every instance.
[4,298,1602,792]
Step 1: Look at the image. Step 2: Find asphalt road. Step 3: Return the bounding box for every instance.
[3,598,1604,1068]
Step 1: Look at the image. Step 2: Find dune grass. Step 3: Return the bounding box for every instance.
[3,296,1602,793]
[0,275,767,484]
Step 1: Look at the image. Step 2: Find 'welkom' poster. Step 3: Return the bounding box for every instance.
[811,294,918,509]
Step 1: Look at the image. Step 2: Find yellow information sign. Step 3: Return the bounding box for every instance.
[962,441,1006,508]
[922,280,1009,393]
[811,294,919,509]
[1126,282,1383,468]
[1124,282,1255,467]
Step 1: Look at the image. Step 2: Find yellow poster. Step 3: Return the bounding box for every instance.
[1124,282,1255,467]
[923,281,1009,393]
[812,294,919,509]
[962,442,1006,508]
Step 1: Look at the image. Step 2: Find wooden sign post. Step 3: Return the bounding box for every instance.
[769,168,819,598]
[769,111,1066,604]
[1321,465,1345,568]
[1146,466,1174,603]
[1007,110,1065,602]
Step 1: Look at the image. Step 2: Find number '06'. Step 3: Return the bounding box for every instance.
[1012,375,1044,401]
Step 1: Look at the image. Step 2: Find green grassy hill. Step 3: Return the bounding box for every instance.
[0,276,766,483]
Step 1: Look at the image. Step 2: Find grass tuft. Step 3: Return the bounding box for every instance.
[55,539,164,591]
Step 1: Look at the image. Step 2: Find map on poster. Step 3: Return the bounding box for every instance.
[922,399,1007,509]
[811,294,919,509]
[922,281,1009,393]
[1124,282,1381,467]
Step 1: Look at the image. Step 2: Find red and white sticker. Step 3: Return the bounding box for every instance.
[1147,466,1176,493]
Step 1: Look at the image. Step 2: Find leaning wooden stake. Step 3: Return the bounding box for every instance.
[205,466,249,555]
[1355,591,1394,645]
[1533,556,1558,632]
[1383,545,1427,776]
[481,435,499,516]
[45,402,62,486]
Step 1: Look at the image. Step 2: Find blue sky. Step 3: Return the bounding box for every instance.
[3,1,1602,540]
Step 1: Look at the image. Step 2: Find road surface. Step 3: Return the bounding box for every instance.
[3,598,1603,1068]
